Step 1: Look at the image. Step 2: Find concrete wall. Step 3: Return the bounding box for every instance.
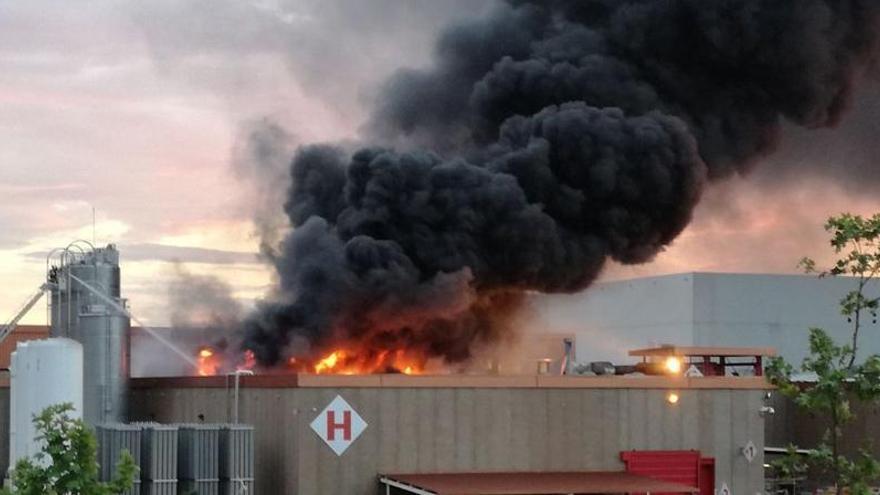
[533,273,696,364]
[130,380,767,495]
[691,273,880,365]
[531,272,880,366]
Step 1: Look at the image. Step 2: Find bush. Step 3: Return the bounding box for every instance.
[2,403,137,495]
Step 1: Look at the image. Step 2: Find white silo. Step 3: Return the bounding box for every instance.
[9,338,84,467]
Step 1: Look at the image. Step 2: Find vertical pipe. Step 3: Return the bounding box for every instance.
[225,374,231,423]
[66,257,71,338]
[104,312,111,419]
[234,373,239,424]
[231,370,253,424]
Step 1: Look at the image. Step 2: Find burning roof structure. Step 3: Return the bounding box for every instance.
[235,0,880,373]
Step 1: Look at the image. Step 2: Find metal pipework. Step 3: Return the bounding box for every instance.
[227,369,255,424]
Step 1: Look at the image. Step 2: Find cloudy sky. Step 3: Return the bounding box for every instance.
[2,0,879,327]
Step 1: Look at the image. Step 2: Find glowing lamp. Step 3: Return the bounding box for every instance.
[664,356,682,374]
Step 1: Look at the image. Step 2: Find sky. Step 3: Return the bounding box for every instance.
[2,0,879,328]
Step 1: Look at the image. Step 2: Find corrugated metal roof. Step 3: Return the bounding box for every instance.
[380,471,700,495]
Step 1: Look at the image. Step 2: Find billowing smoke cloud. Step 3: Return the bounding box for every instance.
[168,264,243,331]
[133,264,245,377]
[231,118,297,260]
[243,0,880,366]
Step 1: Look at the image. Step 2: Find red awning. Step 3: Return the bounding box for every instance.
[380,471,700,495]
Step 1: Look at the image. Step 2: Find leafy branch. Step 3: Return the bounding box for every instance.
[1,403,137,495]
[768,213,880,495]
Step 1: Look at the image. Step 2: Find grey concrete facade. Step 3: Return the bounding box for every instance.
[129,376,769,495]
[532,272,880,366]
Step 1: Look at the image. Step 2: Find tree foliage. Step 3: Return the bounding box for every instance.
[798,213,880,367]
[1,403,137,495]
[768,213,880,495]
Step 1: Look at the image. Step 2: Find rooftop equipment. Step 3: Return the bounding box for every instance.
[629,345,777,376]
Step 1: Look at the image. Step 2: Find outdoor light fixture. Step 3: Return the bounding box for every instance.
[664,356,683,374]
[759,406,775,417]
[666,391,680,404]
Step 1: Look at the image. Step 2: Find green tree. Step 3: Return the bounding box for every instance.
[2,403,138,495]
[767,213,880,495]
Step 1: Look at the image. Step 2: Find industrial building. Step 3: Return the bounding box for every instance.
[126,374,771,494]
[0,244,850,494]
[0,370,771,494]
[534,272,880,366]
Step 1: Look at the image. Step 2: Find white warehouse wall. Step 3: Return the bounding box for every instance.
[530,272,880,366]
[531,273,697,364]
[691,273,880,364]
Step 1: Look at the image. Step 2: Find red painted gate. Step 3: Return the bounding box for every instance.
[621,450,714,495]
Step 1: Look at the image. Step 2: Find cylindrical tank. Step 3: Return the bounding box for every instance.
[9,338,84,467]
[49,245,129,425]
[79,309,130,422]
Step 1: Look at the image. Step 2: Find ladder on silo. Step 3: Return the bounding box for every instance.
[0,283,50,344]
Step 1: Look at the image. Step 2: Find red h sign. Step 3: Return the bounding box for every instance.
[326,410,352,441]
[311,395,368,456]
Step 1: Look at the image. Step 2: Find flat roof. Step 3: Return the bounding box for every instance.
[628,346,777,357]
[380,471,700,495]
[129,373,771,390]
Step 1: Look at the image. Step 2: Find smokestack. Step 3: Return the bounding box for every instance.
[243,0,880,368]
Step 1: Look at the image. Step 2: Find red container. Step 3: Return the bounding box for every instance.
[621,450,714,495]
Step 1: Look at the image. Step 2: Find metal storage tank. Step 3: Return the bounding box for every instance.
[9,338,83,467]
[136,422,179,495]
[95,423,142,495]
[49,244,130,424]
[218,425,254,495]
[178,424,221,495]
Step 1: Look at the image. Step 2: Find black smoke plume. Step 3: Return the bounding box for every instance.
[243,0,880,366]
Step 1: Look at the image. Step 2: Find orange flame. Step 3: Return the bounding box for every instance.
[196,347,218,376]
[237,350,256,372]
[310,348,423,375]
[193,344,426,376]
[314,350,345,373]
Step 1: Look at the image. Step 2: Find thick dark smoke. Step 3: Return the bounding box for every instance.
[243,0,880,366]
